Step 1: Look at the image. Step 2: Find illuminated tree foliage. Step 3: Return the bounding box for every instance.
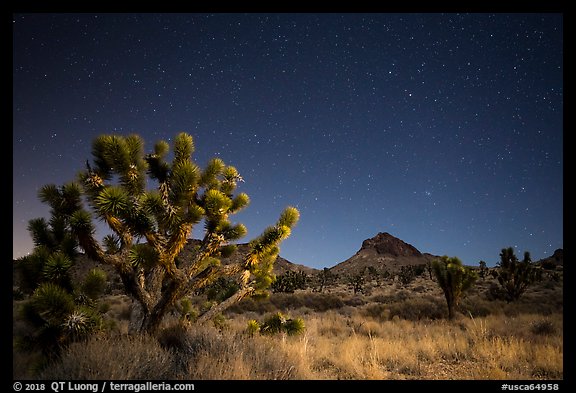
[37,132,299,334]
[432,256,477,320]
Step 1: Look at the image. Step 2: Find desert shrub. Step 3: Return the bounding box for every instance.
[391,296,446,320]
[459,297,499,317]
[38,334,175,379]
[173,297,197,323]
[263,292,345,313]
[530,319,557,336]
[486,282,508,301]
[362,294,445,321]
[271,270,308,293]
[369,290,411,304]
[157,322,199,353]
[363,303,391,321]
[225,296,277,314]
[159,324,306,379]
[343,296,365,307]
[397,265,422,286]
[212,313,229,331]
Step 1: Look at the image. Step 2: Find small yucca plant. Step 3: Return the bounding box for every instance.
[261,312,286,335]
[246,319,260,337]
[260,312,305,336]
[63,306,102,339]
[284,317,305,336]
[29,283,76,326]
[62,311,89,337]
[175,297,197,323]
[82,268,108,300]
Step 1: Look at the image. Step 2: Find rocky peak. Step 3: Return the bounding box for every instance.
[360,232,422,258]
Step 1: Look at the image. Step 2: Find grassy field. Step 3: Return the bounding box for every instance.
[13,272,563,380]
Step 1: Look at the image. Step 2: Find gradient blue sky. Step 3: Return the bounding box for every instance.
[13,13,563,268]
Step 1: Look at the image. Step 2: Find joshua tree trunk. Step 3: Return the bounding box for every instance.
[196,285,254,325]
[445,292,455,320]
[128,302,147,334]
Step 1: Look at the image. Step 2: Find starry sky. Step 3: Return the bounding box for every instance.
[13,13,563,269]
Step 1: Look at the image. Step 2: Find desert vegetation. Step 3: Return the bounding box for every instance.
[12,132,563,381]
[14,267,563,380]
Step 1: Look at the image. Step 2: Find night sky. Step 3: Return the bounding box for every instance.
[13,13,563,269]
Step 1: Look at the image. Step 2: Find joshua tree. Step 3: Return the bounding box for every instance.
[431,256,477,320]
[491,247,542,302]
[312,267,338,293]
[365,266,391,286]
[16,203,79,294]
[271,270,308,293]
[478,260,488,280]
[36,132,299,335]
[347,272,365,295]
[425,260,433,280]
[15,208,106,359]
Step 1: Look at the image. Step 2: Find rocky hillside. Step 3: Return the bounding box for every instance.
[535,248,563,269]
[329,232,437,276]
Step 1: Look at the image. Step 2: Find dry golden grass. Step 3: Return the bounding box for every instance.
[28,311,562,380]
[14,270,563,380]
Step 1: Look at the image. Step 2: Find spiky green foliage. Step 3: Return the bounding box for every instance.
[29,283,76,326]
[60,306,102,341]
[17,248,50,294]
[204,277,240,302]
[284,317,306,336]
[260,312,287,335]
[246,319,261,336]
[16,203,105,364]
[18,282,103,357]
[42,252,74,291]
[33,132,298,334]
[271,270,308,293]
[128,244,159,269]
[102,234,121,254]
[16,196,79,295]
[491,247,542,302]
[82,269,108,300]
[174,297,197,323]
[432,256,478,320]
[259,312,305,336]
